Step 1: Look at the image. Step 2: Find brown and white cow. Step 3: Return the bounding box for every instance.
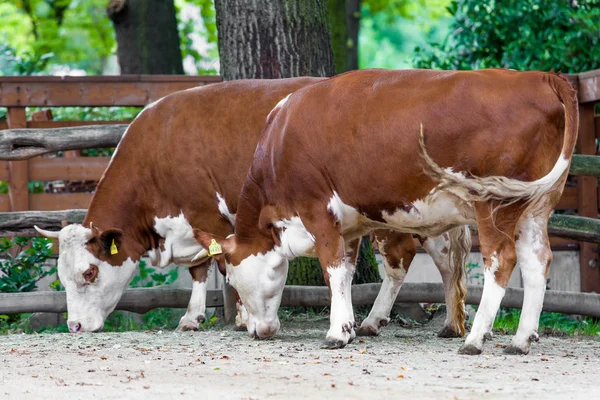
[195,69,578,353]
[34,77,466,336]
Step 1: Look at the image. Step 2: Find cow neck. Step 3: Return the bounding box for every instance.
[83,172,151,263]
[234,177,269,248]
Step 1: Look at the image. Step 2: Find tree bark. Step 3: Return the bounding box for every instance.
[107,0,184,74]
[328,0,360,73]
[214,0,335,80]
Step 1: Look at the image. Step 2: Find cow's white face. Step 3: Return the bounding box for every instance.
[39,224,137,332]
[225,249,288,339]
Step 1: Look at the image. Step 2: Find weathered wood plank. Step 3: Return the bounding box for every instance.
[0,209,85,236]
[2,283,600,318]
[0,125,126,160]
[7,108,29,211]
[29,157,110,181]
[0,79,220,107]
[576,103,600,292]
[569,155,600,177]
[30,193,93,211]
[548,215,600,244]
[576,68,600,103]
[27,120,131,129]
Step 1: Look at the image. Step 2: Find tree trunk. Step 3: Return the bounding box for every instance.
[327,0,360,74]
[214,0,335,80]
[107,0,184,74]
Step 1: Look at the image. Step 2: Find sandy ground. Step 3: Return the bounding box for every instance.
[1,318,599,400]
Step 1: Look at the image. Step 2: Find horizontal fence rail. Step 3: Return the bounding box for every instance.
[2,283,600,319]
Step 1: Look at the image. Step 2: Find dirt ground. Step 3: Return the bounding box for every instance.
[1,318,599,400]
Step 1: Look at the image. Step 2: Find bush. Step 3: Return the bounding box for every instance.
[414,0,600,72]
[0,237,54,293]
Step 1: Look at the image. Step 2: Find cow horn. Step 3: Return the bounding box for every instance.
[34,225,60,239]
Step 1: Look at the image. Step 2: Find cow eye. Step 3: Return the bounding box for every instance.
[83,265,98,283]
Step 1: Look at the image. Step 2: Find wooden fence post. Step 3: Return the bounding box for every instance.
[577,102,600,292]
[7,107,29,212]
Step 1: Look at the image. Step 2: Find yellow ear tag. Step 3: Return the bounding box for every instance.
[110,239,118,255]
[208,239,222,256]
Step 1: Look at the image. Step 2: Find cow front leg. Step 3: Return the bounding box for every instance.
[357,230,414,336]
[505,215,551,355]
[176,263,210,331]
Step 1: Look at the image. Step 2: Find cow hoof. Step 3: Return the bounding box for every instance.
[321,339,347,349]
[356,325,379,337]
[176,320,199,332]
[483,332,494,341]
[529,332,540,343]
[458,344,482,355]
[437,325,461,338]
[504,345,529,355]
[232,323,247,332]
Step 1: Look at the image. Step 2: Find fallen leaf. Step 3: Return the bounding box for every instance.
[214,367,220,371]
[331,384,336,388]
[143,386,150,390]
[359,349,367,354]
[100,356,108,361]
[323,373,331,376]
[397,375,405,379]
[220,355,230,360]
[532,378,540,381]
[540,358,549,362]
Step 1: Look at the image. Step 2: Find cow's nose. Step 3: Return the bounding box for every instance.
[68,321,82,333]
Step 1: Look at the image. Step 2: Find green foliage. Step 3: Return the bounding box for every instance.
[175,0,219,74]
[0,237,54,293]
[129,259,179,288]
[494,308,600,337]
[414,0,600,72]
[359,0,452,69]
[0,0,116,74]
[286,237,380,286]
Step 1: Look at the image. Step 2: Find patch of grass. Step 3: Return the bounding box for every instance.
[0,309,222,335]
[494,308,600,337]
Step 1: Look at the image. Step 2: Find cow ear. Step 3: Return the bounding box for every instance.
[268,224,281,247]
[193,229,234,262]
[98,228,124,257]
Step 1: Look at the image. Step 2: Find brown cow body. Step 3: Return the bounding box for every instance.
[35,77,462,336]
[196,69,577,353]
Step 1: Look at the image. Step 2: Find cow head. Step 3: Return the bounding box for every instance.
[35,223,137,333]
[193,229,288,340]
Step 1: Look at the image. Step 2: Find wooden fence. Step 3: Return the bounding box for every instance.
[0,71,599,300]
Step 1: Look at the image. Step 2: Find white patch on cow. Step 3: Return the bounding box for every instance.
[274,217,316,258]
[56,224,137,332]
[422,234,458,327]
[152,212,205,267]
[267,93,292,121]
[327,191,474,240]
[216,192,236,226]
[512,216,548,353]
[326,265,353,345]
[235,302,249,329]
[381,192,473,237]
[360,256,406,333]
[225,249,288,339]
[463,252,505,350]
[179,280,208,328]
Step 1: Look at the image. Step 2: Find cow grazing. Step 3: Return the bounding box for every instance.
[195,69,577,353]
[34,77,465,336]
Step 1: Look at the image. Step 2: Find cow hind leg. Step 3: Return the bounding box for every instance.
[176,263,210,331]
[423,226,471,338]
[505,214,552,355]
[459,204,519,355]
[357,230,414,337]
